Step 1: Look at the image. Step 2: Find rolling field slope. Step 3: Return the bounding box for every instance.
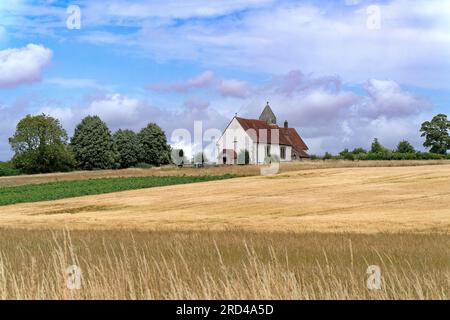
[1,164,449,233]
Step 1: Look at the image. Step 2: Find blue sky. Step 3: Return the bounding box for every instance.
[0,0,449,160]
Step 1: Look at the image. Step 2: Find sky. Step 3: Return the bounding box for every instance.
[0,0,449,160]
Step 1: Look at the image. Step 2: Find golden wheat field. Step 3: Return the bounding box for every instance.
[0,161,449,299]
[1,162,449,233]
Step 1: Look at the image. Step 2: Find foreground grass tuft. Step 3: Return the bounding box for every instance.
[0,229,448,300]
[0,174,235,206]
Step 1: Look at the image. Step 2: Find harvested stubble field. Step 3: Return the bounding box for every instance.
[0,161,449,299]
[0,162,449,233]
[1,159,448,187]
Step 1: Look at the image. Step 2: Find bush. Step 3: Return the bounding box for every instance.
[0,162,22,176]
[339,149,354,161]
[352,148,367,155]
[396,140,415,153]
[323,152,333,160]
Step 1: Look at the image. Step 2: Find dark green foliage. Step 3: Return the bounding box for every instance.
[0,175,235,206]
[352,148,367,154]
[71,116,118,170]
[370,138,389,153]
[138,123,171,166]
[0,162,22,176]
[396,140,415,153]
[339,148,354,160]
[113,129,140,168]
[323,152,333,160]
[420,114,450,154]
[9,114,75,173]
[238,149,250,165]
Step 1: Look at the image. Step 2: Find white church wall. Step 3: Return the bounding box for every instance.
[216,118,256,164]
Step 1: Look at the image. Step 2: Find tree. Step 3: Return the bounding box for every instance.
[9,114,74,173]
[370,138,388,153]
[396,140,415,153]
[113,129,140,168]
[352,147,367,154]
[238,149,250,165]
[339,148,354,160]
[420,114,450,154]
[323,152,333,160]
[138,123,171,166]
[71,116,118,170]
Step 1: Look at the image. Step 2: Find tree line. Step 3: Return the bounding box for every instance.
[313,114,450,160]
[8,114,172,174]
[2,113,450,175]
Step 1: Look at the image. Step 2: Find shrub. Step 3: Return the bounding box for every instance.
[0,162,22,176]
[352,148,367,155]
[323,152,333,160]
[396,140,415,153]
[339,149,354,161]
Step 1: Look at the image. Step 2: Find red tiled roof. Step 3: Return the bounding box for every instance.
[235,117,309,155]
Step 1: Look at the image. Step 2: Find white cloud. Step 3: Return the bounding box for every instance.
[218,79,250,98]
[0,44,52,88]
[78,0,450,90]
[362,79,431,118]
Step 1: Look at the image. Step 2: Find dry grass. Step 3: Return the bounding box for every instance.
[1,162,449,300]
[1,160,449,187]
[1,164,449,234]
[0,229,447,300]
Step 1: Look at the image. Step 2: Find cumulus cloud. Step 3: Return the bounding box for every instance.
[0,44,52,88]
[81,0,449,89]
[237,69,433,154]
[362,79,431,118]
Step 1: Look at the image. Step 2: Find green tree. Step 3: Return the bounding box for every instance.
[352,147,367,154]
[113,129,140,168]
[395,140,415,153]
[323,152,333,160]
[238,149,250,165]
[138,123,171,166]
[420,114,450,154]
[9,114,74,173]
[339,148,354,160]
[370,138,388,153]
[71,116,118,170]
